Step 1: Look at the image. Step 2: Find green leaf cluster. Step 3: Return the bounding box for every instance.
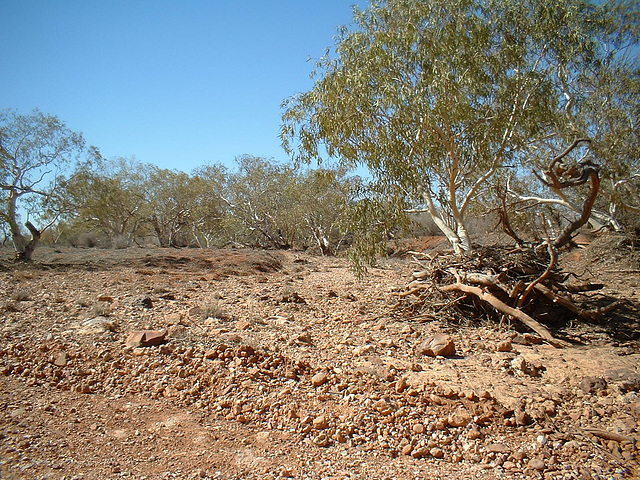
[281,0,639,257]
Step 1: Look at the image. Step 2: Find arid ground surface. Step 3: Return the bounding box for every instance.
[0,235,639,480]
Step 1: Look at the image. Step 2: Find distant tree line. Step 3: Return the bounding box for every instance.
[0,112,364,259]
[54,151,361,253]
[0,109,367,260]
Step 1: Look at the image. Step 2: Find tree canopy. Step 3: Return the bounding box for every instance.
[281,0,640,255]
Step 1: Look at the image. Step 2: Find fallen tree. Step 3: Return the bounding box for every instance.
[395,140,623,347]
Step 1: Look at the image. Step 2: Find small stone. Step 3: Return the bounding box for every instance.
[411,447,430,458]
[74,383,91,394]
[528,457,545,471]
[512,450,526,461]
[430,447,445,459]
[441,387,458,398]
[419,334,456,357]
[412,423,426,434]
[486,443,510,454]
[511,334,530,345]
[313,415,328,430]
[523,333,543,344]
[280,290,306,304]
[514,409,530,426]
[373,399,394,416]
[503,461,516,470]
[52,352,69,367]
[401,324,413,335]
[165,313,182,325]
[311,372,328,387]
[353,344,375,356]
[461,390,478,401]
[204,350,217,359]
[511,357,543,377]
[235,319,251,331]
[402,444,413,456]
[468,429,482,440]
[580,376,607,394]
[448,406,472,427]
[395,377,408,393]
[167,324,188,339]
[137,296,153,309]
[496,340,512,352]
[296,332,313,345]
[314,434,331,447]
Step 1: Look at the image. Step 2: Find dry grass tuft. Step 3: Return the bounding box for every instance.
[201,301,229,321]
[12,289,32,302]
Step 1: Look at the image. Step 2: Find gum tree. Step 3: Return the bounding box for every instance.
[0,109,84,260]
[59,155,150,245]
[281,0,639,255]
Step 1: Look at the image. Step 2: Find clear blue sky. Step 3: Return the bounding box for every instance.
[1,1,369,172]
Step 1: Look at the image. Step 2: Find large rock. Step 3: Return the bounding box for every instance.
[419,334,456,357]
[125,330,166,348]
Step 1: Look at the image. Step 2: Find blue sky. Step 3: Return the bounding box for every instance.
[1,1,369,172]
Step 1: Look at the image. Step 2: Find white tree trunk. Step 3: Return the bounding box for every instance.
[423,190,471,254]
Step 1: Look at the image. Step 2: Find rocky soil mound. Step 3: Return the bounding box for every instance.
[0,240,638,479]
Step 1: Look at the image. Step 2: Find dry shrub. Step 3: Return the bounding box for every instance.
[109,235,129,249]
[89,302,112,317]
[71,232,101,248]
[201,300,229,321]
[12,289,32,302]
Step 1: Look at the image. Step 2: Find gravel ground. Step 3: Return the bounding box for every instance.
[0,243,638,479]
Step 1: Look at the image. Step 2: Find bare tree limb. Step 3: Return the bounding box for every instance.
[440,282,565,346]
[517,241,557,308]
[553,166,600,249]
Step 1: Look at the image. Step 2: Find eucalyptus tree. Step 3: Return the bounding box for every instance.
[223,155,359,252]
[190,163,231,247]
[223,155,299,249]
[290,166,361,254]
[0,109,84,260]
[59,155,151,245]
[144,167,195,247]
[578,55,640,225]
[281,0,639,256]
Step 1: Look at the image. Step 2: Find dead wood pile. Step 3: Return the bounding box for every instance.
[395,245,617,347]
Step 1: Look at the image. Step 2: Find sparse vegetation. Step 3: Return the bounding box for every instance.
[1,2,638,478]
[200,300,229,321]
[11,288,31,302]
